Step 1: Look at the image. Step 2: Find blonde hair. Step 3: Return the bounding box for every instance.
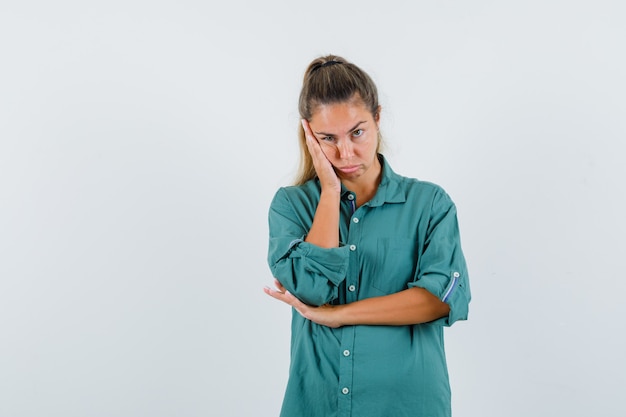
[294,55,382,185]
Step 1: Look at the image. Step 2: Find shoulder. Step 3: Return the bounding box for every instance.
[395,173,454,206]
[380,155,450,198]
[270,180,321,210]
[394,178,459,233]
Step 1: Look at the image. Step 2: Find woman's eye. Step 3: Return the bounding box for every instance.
[322,136,334,142]
[352,129,364,137]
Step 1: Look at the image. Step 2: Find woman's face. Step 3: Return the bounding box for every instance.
[308,98,381,184]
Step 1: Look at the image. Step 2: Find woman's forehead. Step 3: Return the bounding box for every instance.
[309,101,373,133]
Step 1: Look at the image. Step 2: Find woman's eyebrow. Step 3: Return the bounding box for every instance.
[314,121,367,137]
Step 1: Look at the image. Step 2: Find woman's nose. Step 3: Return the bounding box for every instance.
[337,141,354,159]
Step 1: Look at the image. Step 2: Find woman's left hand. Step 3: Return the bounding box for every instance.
[264,279,343,328]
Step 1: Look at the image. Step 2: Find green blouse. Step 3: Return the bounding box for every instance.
[268,155,471,417]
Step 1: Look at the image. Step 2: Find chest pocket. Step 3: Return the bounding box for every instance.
[367,237,417,294]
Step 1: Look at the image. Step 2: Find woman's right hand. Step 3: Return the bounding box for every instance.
[302,119,341,194]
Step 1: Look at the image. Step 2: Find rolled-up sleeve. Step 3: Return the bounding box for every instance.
[268,188,349,306]
[408,190,471,326]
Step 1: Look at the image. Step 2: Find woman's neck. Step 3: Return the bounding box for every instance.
[342,157,382,208]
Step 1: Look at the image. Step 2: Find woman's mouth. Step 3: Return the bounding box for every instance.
[337,165,360,174]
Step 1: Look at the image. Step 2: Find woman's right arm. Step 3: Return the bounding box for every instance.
[267,188,349,306]
[267,120,346,306]
[301,119,341,248]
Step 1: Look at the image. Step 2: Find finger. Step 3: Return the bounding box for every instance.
[264,286,299,308]
[264,280,292,301]
[302,122,326,162]
[285,292,310,318]
[301,119,313,138]
[301,120,318,150]
[301,119,323,152]
[263,286,288,302]
[264,282,297,303]
[273,278,286,292]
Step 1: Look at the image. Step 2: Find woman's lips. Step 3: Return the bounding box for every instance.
[337,165,360,174]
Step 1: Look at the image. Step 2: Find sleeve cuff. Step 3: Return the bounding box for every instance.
[408,270,470,326]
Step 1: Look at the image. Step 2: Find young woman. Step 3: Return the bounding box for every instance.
[264,55,471,417]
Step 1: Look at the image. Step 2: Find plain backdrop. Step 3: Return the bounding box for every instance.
[1,1,625,416]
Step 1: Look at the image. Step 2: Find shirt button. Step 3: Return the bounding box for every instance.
[349,244,356,251]
[342,387,350,395]
[347,194,355,200]
[348,285,356,292]
[343,350,351,357]
[352,217,359,223]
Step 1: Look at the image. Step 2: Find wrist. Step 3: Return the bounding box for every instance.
[319,188,341,201]
[332,304,349,328]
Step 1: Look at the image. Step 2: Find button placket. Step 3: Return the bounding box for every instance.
[337,326,355,416]
[345,200,361,303]
[339,194,358,416]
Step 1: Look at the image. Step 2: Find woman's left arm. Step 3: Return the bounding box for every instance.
[264,280,449,328]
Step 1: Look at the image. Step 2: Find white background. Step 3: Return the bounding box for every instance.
[1,1,625,416]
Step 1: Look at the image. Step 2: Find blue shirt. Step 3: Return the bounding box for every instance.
[268,155,471,417]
